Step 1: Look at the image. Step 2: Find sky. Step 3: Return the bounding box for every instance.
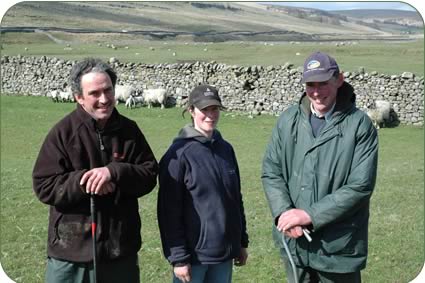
[263,1,418,11]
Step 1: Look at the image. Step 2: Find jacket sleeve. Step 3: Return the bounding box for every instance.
[107,127,158,198]
[261,117,294,223]
[304,119,378,231]
[157,148,191,265]
[232,148,249,248]
[32,128,88,209]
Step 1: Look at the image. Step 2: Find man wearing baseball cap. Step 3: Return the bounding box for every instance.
[262,52,378,282]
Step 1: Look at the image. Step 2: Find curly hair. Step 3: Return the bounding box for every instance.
[69,58,117,96]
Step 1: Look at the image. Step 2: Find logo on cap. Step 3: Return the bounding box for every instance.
[204,88,215,97]
[307,60,321,70]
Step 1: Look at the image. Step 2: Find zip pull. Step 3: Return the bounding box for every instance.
[96,130,105,151]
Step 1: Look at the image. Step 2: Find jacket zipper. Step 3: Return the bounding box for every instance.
[96,129,105,152]
[95,128,107,244]
[96,128,107,166]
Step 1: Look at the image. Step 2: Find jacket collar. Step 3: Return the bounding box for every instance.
[75,104,121,133]
[174,124,222,144]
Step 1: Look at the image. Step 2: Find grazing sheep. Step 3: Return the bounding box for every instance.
[375,100,391,121]
[50,89,74,103]
[366,109,384,129]
[114,85,138,105]
[58,89,74,102]
[125,95,144,109]
[366,100,391,129]
[50,90,59,102]
[143,88,168,109]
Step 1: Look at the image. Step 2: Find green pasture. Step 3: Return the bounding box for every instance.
[0,96,423,282]
[1,32,424,76]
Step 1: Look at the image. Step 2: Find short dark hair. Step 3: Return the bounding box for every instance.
[69,58,117,96]
[332,70,340,79]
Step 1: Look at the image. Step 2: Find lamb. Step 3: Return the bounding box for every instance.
[50,90,60,102]
[50,89,74,102]
[58,89,74,102]
[114,85,138,105]
[143,88,168,109]
[125,95,144,109]
[366,100,391,129]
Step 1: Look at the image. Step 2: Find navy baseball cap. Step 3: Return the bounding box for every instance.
[302,52,340,83]
[189,85,223,109]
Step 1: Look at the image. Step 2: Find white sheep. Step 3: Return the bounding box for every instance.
[143,88,168,109]
[50,89,74,102]
[125,94,144,109]
[366,100,391,129]
[58,89,74,102]
[366,109,384,129]
[114,85,138,105]
[375,100,391,121]
[50,90,59,102]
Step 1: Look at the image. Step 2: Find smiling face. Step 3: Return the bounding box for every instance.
[75,71,116,128]
[190,105,220,138]
[305,73,344,116]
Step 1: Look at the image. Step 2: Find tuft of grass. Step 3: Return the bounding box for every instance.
[1,96,423,282]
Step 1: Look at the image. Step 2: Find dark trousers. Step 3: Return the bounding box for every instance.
[281,249,361,283]
[45,254,140,283]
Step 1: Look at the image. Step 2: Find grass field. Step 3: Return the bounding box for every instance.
[1,33,424,76]
[0,96,423,282]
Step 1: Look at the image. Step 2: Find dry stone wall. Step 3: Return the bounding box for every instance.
[1,55,423,125]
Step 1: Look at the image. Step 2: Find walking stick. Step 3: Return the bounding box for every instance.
[280,228,312,283]
[281,234,299,283]
[90,195,98,283]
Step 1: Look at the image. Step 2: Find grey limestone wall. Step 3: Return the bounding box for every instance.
[1,55,423,125]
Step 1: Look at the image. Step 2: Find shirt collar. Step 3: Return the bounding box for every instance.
[310,103,336,122]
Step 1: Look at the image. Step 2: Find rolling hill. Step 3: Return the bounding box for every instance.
[1,1,423,43]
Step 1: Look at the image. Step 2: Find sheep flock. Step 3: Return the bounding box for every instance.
[48,85,393,128]
[49,84,169,109]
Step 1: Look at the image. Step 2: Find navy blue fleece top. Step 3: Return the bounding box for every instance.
[157,125,249,265]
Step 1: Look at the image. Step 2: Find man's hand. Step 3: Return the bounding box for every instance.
[80,167,115,195]
[234,247,248,266]
[277,208,312,238]
[174,263,191,283]
[282,226,304,239]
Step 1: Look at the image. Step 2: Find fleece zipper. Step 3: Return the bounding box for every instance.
[96,128,107,166]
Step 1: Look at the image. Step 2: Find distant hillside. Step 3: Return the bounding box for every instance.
[1,1,423,43]
[333,9,422,21]
[332,10,424,30]
[331,9,423,35]
[263,4,349,26]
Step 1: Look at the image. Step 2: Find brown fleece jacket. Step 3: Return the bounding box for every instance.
[33,105,158,262]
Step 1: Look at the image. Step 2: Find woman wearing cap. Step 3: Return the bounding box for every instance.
[158,84,249,283]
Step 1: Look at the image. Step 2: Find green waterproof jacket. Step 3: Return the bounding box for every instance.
[262,82,378,273]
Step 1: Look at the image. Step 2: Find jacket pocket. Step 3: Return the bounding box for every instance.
[54,213,91,249]
[50,213,64,244]
[195,221,208,250]
[320,223,358,255]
